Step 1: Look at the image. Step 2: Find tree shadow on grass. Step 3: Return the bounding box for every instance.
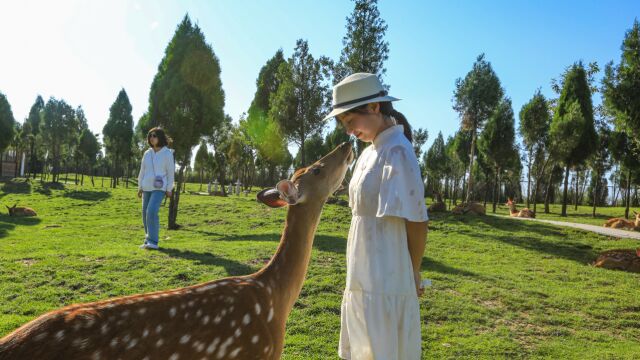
[421,256,485,279]
[158,247,254,276]
[34,181,65,196]
[63,190,111,202]
[0,213,42,238]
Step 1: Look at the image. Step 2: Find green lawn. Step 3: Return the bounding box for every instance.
[1,179,639,359]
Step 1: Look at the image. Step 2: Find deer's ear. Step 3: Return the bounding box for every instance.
[276,180,300,205]
[257,188,288,208]
[634,210,638,215]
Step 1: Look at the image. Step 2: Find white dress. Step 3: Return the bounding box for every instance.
[339,125,429,360]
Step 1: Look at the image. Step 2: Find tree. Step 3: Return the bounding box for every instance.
[334,0,389,83]
[245,50,289,183]
[424,132,447,195]
[25,96,44,179]
[269,39,331,166]
[587,114,612,217]
[148,15,226,229]
[77,129,100,186]
[42,97,76,183]
[601,19,640,148]
[102,89,134,188]
[412,128,429,161]
[0,92,16,177]
[549,65,597,217]
[293,133,325,168]
[519,90,551,209]
[453,54,504,202]
[194,140,209,191]
[479,98,518,213]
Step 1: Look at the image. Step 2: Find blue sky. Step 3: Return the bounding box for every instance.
[1,0,638,156]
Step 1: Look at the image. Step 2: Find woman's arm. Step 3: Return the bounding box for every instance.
[165,150,175,193]
[137,152,145,191]
[406,220,428,295]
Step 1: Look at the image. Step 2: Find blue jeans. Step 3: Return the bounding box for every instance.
[142,190,165,246]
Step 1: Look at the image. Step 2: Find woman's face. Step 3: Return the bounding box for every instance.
[149,132,159,147]
[337,103,384,143]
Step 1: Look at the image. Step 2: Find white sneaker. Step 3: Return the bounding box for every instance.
[144,243,159,250]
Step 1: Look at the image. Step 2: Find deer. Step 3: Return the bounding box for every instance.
[603,211,640,230]
[505,198,535,218]
[0,142,354,360]
[451,202,486,216]
[593,248,640,273]
[427,192,446,213]
[5,204,37,217]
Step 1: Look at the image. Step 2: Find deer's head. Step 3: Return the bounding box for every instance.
[506,198,514,206]
[257,142,354,208]
[5,204,16,216]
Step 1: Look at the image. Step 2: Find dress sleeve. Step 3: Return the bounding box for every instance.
[376,145,429,222]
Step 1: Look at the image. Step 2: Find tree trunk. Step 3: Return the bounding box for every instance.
[526,150,532,208]
[625,170,632,219]
[168,163,187,230]
[492,168,500,213]
[561,166,570,217]
[592,169,599,218]
[574,170,579,211]
[465,128,477,203]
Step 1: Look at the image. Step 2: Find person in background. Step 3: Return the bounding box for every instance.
[137,127,175,250]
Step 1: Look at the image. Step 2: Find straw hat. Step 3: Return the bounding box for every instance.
[323,73,400,121]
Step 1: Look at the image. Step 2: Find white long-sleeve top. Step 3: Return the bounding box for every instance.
[137,146,175,192]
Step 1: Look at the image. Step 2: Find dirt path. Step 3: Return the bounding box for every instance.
[493,215,640,240]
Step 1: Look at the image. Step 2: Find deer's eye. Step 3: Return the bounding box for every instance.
[312,168,321,175]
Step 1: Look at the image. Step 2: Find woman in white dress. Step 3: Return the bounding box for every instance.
[323,73,429,360]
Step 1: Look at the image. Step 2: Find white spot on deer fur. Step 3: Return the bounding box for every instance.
[155,324,163,333]
[234,328,242,338]
[267,307,274,322]
[264,345,270,353]
[74,322,81,331]
[91,350,102,360]
[142,328,149,338]
[221,309,227,317]
[169,307,177,317]
[206,337,221,354]
[196,342,205,352]
[229,347,242,358]
[197,283,217,292]
[216,337,234,359]
[196,309,202,317]
[101,324,109,335]
[142,357,149,360]
[156,338,164,347]
[202,315,210,325]
[85,318,95,328]
[126,338,138,349]
[243,314,251,325]
[231,320,236,327]
[256,280,264,287]
[34,332,48,341]
[184,312,190,320]
[180,334,191,344]
[188,300,195,307]
[55,330,65,341]
[110,338,118,348]
[180,303,186,309]
[266,286,272,294]
[229,306,234,313]
[169,353,179,360]
[214,315,222,324]
[255,303,261,315]
[252,335,259,344]
[121,310,130,317]
[137,307,147,315]
[203,298,208,304]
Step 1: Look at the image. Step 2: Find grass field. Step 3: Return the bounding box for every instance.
[1,178,639,359]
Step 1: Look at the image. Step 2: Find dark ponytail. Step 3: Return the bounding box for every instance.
[379,102,412,143]
[339,101,413,143]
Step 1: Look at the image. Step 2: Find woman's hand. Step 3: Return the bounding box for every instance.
[137,189,143,199]
[414,270,424,297]
[165,191,172,198]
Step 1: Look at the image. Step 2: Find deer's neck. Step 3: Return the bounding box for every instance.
[256,201,324,315]
[508,205,518,214]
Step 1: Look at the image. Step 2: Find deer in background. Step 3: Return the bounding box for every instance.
[506,198,535,218]
[0,143,354,360]
[603,211,640,230]
[428,192,446,213]
[451,202,486,215]
[593,248,640,273]
[5,204,37,217]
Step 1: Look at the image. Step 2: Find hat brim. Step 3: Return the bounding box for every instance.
[322,95,400,121]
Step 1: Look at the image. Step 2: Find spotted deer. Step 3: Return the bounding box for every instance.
[0,142,354,360]
[5,204,37,217]
[427,192,446,213]
[451,202,486,215]
[506,198,535,218]
[603,211,640,230]
[593,248,640,273]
